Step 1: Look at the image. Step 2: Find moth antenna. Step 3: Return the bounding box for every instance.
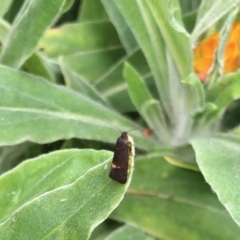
[100,118,122,133]
[127,127,141,133]
[100,118,141,133]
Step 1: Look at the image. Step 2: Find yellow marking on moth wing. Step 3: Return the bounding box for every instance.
[127,135,135,157]
[128,161,135,172]
[112,163,121,169]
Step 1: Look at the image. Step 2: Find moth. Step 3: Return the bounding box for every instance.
[109,132,135,184]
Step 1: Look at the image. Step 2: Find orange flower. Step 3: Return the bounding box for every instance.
[194,22,240,81]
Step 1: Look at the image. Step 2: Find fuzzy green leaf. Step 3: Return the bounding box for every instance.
[0,0,12,17]
[123,62,171,145]
[115,0,170,114]
[182,72,206,113]
[0,149,134,239]
[0,65,157,150]
[148,0,192,78]
[192,135,240,228]
[95,49,154,112]
[111,154,240,239]
[0,0,68,69]
[79,0,109,22]
[60,59,109,105]
[101,0,138,54]
[207,72,240,115]
[105,225,156,240]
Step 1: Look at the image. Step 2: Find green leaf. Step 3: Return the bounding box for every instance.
[216,9,238,75]
[0,149,134,239]
[0,149,110,222]
[162,49,193,145]
[79,0,109,22]
[0,0,68,69]
[61,0,74,13]
[0,143,31,174]
[111,154,240,239]
[39,21,124,60]
[191,136,240,227]
[95,49,154,112]
[0,0,12,17]
[182,72,206,113]
[115,0,170,114]
[207,72,240,114]
[105,225,156,240]
[101,0,138,54]
[123,62,171,145]
[123,63,153,108]
[179,0,201,15]
[60,59,109,105]
[0,65,157,150]
[89,220,121,240]
[192,0,240,43]
[148,0,192,78]
[24,53,54,82]
[0,19,10,43]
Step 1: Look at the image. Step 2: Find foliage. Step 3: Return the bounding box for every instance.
[0,0,240,239]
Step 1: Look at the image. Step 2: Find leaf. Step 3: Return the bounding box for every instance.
[89,220,121,240]
[111,154,240,239]
[95,49,154,112]
[216,9,238,75]
[59,59,109,105]
[24,53,54,82]
[0,149,110,222]
[0,143,31,174]
[192,0,240,43]
[207,72,240,114]
[115,0,170,114]
[0,65,158,150]
[191,135,240,228]
[101,0,138,54]
[0,0,12,17]
[105,225,156,240]
[123,62,171,145]
[62,0,75,14]
[0,149,134,239]
[79,0,109,22]
[39,21,125,60]
[148,0,192,78]
[0,19,10,43]
[182,72,206,113]
[0,0,68,69]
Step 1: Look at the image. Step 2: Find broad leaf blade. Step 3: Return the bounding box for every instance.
[148,0,192,78]
[105,225,155,240]
[123,62,171,145]
[95,49,153,112]
[60,59,109,105]
[0,149,112,222]
[115,0,170,114]
[101,0,138,54]
[182,72,206,113]
[0,0,12,17]
[191,135,240,228]
[0,143,31,174]
[79,0,109,22]
[0,149,134,239]
[24,53,54,82]
[207,72,240,115]
[39,21,124,60]
[0,0,68,69]
[0,65,157,150]
[111,154,240,239]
